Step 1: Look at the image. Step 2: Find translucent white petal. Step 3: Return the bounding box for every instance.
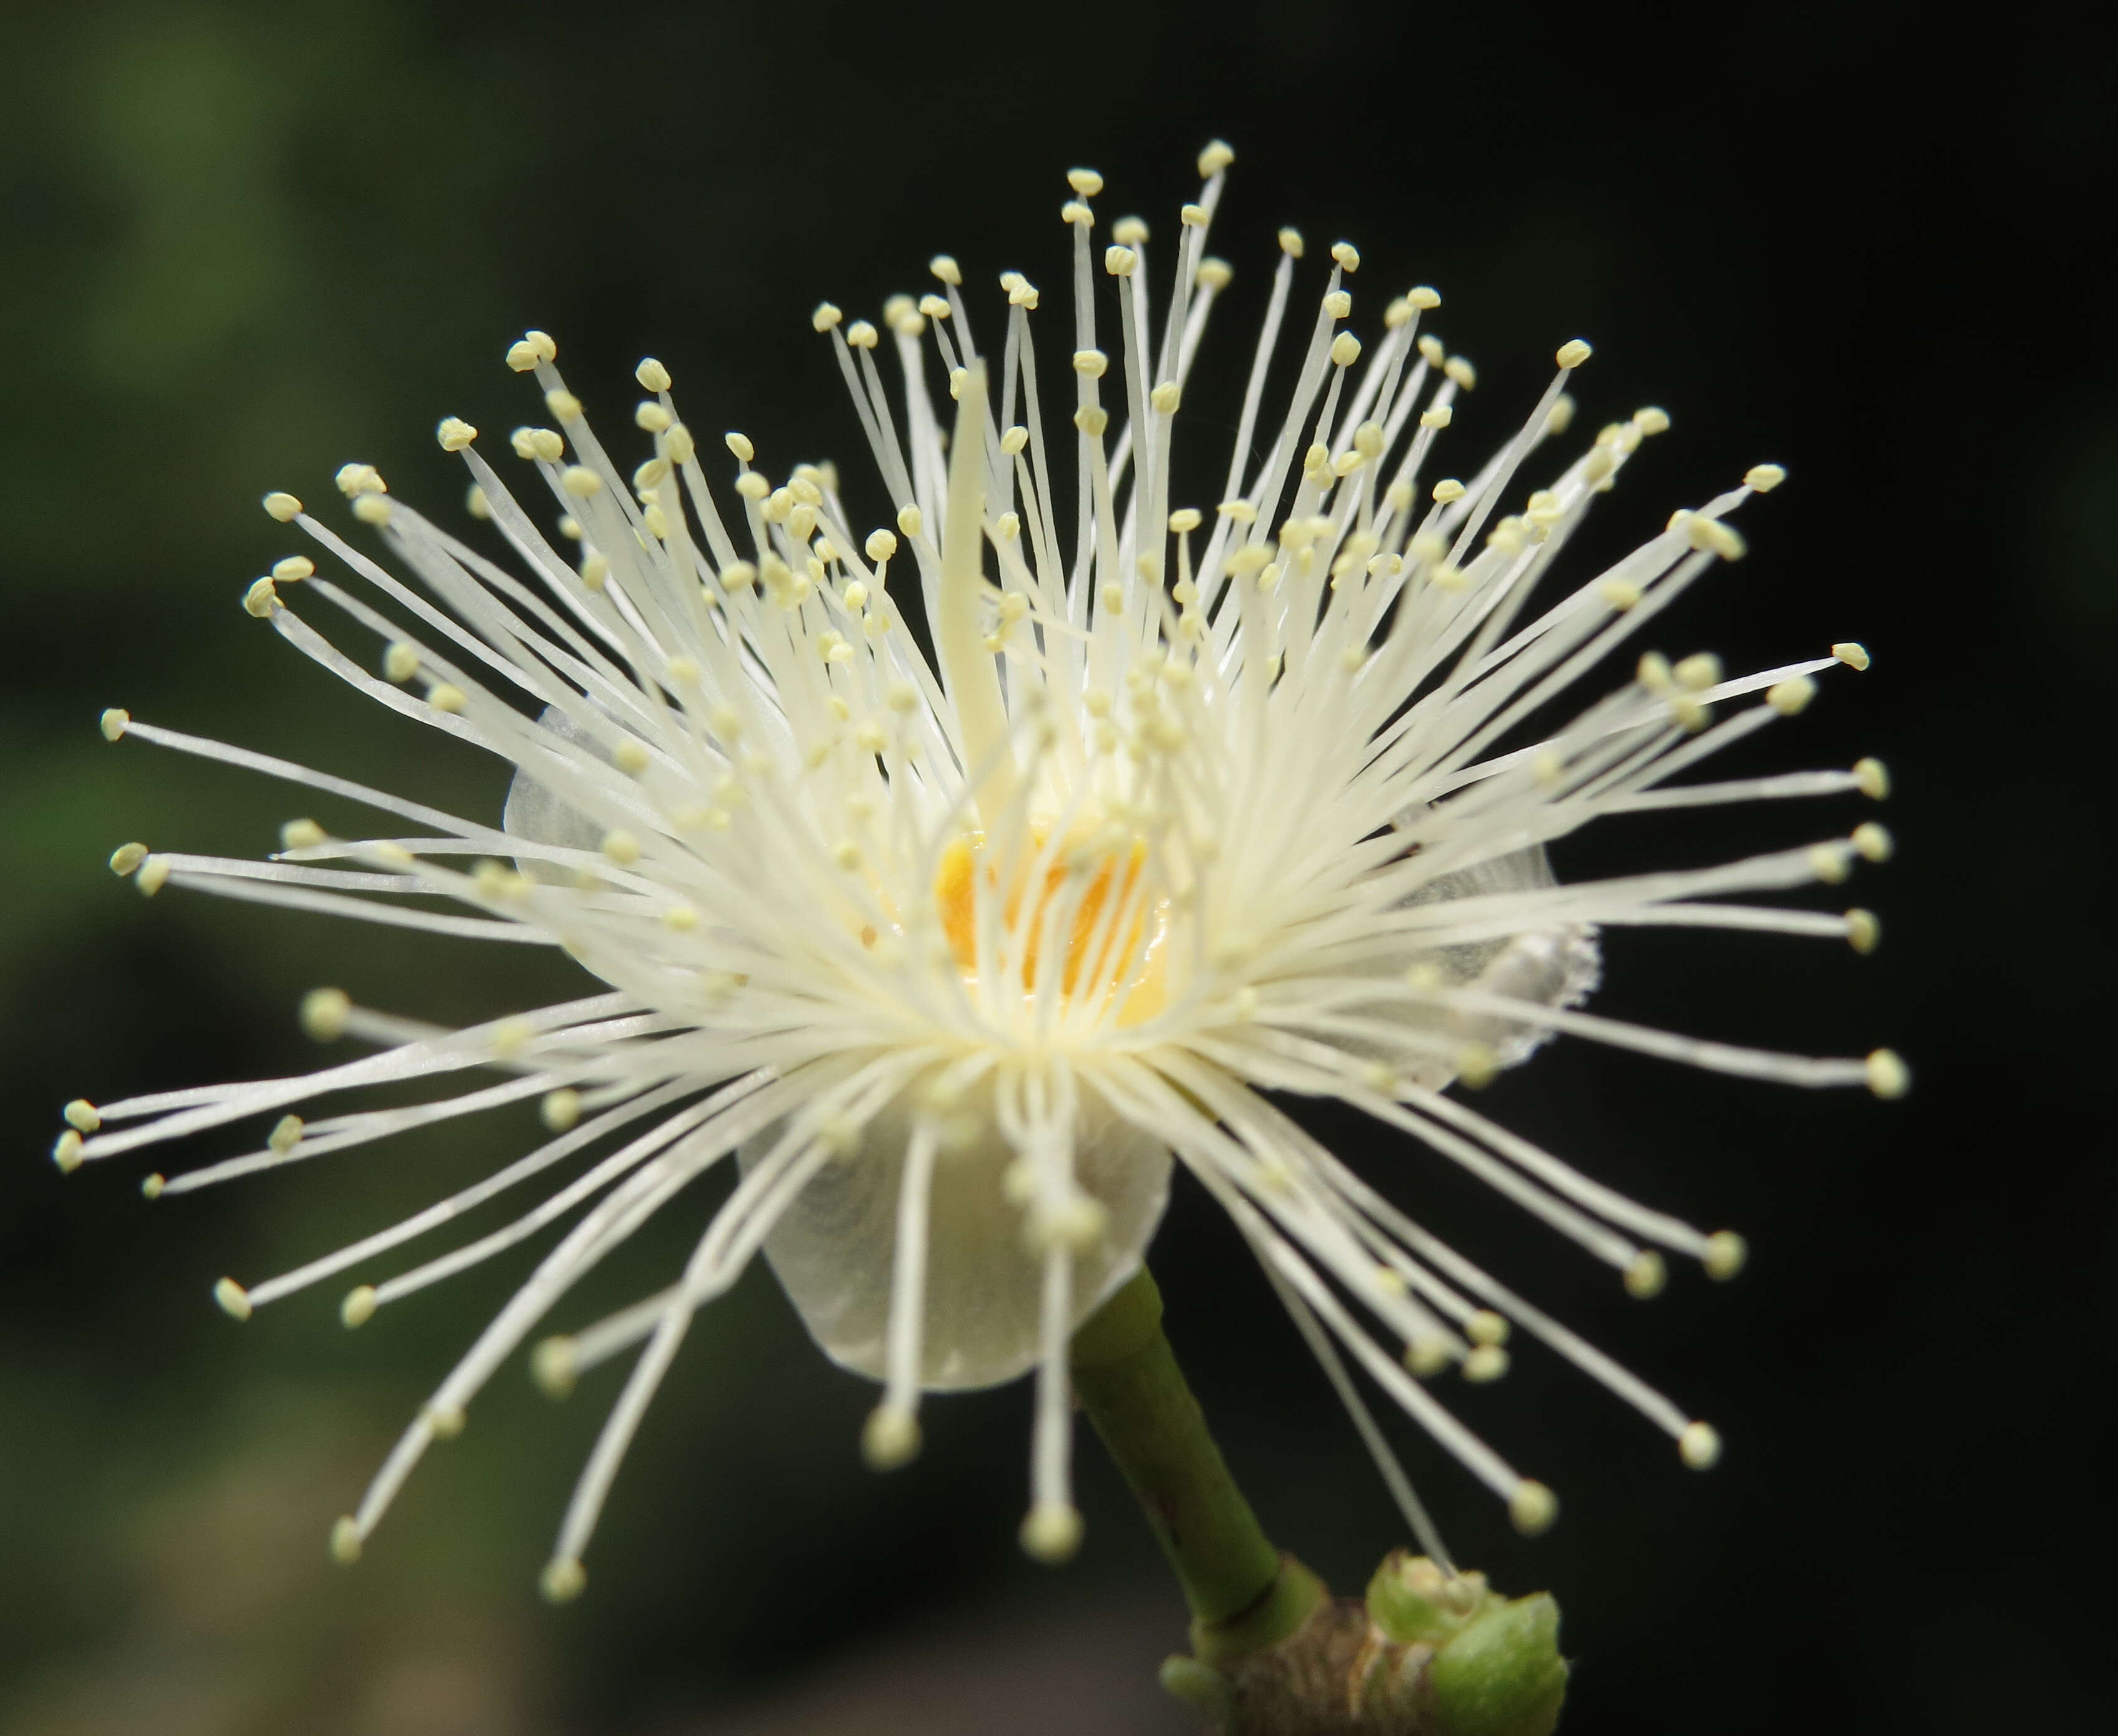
[745,1078,1172,1390]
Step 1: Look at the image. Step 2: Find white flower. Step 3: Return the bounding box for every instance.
[67,143,1902,1599]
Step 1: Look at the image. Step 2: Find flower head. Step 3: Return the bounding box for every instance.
[66,143,1900,1595]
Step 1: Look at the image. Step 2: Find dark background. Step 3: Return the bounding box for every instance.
[2,2,2112,1733]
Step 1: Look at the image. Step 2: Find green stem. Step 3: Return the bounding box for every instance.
[1071,1265,1322,1657]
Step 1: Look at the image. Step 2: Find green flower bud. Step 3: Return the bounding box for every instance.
[1428,1590,1569,1736]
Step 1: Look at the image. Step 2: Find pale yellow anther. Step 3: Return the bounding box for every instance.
[1196,257,1233,292]
[1463,1344,1509,1383]
[1277,226,1305,258]
[428,683,467,714]
[1466,1309,1509,1346]
[99,707,130,743]
[633,457,670,493]
[341,1286,377,1329]
[719,561,757,593]
[634,402,673,436]
[534,1086,583,1134]
[1332,450,1363,480]
[1426,479,1463,507]
[1075,405,1110,437]
[1852,821,1893,862]
[63,1099,101,1134]
[1547,393,1577,435]
[544,388,581,423]
[430,416,479,454]
[1444,356,1476,390]
[1104,244,1137,277]
[1845,909,1882,954]
[1072,348,1109,379]
[1456,1043,1498,1089]
[1624,1250,1668,1300]
[1197,138,1236,177]
[1744,463,1787,492]
[1832,641,1872,671]
[213,1277,252,1321]
[1066,167,1104,196]
[1330,332,1362,368]
[1852,757,1890,800]
[301,986,351,1041]
[52,1130,84,1173]
[1809,842,1853,884]
[1401,288,1438,314]
[352,494,392,528]
[539,1556,586,1604]
[1020,1501,1084,1565]
[1509,1481,1557,1536]
[1628,404,1670,436]
[896,503,924,538]
[560,465,602,500]
[1703,1230,1748,1280]
[1596,577,1642,612]
[612,738,650,776]
[1416,334,1445,368]
[263,490,303,522]
[1674,652,1723,692]
[600,830,641,866]
[378,641,418,685]
[133,852,168,895]
[1768,675,1817,715]
[1150,380,1182,415]
[862,1404,922,1472]
[268,1114,304,1155]
[916,293,950,322]
[243,577,278,617]
[1168,507,1203,534]
[1111,216,1148,248]
[506,339,541,373]
[634,356,672,392]
[138,1172,163,1199]
[1420,404,1453,430]
[1555,338,1593,369]
[279,817,326,852]
[1680,1421,1723,1470]
[1866,1048,1912,1099]
[734,473,770,502]
[846,319,879,349]
[1687,515,1746,560]
[1179,202,1209,229]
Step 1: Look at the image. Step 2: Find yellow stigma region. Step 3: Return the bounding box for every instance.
[931,827,1168,1023]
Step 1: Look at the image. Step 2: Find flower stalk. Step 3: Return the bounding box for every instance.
[1071,1265,1303,1634]
[1075,1266,1567,1735]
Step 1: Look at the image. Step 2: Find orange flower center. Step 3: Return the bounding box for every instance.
[931,828,1169,1023]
